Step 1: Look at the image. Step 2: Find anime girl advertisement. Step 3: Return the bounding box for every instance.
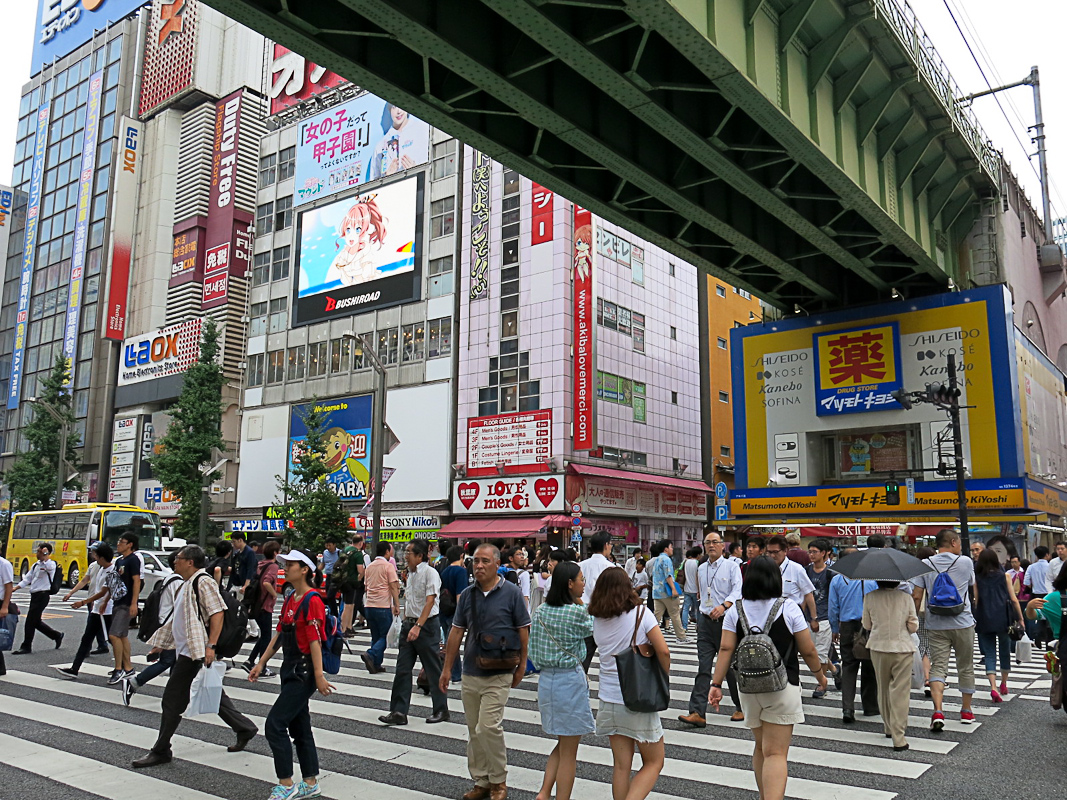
[288,395,374,500]
[297,175,418,298]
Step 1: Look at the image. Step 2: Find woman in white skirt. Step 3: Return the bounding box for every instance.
[529,561,594,800]
[709,557,822,800]
[589,567,670,800]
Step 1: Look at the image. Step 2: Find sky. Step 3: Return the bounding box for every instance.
[0,0,1063,219]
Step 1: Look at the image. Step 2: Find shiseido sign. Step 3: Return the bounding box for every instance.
[452,475,564,515]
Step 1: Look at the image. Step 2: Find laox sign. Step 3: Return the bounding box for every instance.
[124,331,178,367]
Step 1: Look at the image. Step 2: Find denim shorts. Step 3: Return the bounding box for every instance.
[538,665,595,736]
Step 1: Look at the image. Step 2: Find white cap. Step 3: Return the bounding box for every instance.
[277,550,316,573]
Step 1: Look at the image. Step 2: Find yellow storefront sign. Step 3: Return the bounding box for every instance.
[731,485,1026,516]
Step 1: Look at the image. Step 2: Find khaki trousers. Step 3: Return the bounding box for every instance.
[928,626,975,693]
[870,650,913,748]
[654,595,687,641]
[461,672,513,786]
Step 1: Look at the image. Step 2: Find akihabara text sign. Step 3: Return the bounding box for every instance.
[288,396,373,501]
[269,44,347,115]
[452,475,564,515]
[118,319,203,386]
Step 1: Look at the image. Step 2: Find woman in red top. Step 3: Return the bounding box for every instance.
[250,549,335,800]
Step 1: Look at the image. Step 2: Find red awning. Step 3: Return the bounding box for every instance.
[542,515,591,528]
[437,517,547,539]
[569,463,713,493]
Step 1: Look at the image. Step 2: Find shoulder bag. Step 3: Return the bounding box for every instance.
[471,581,522,672]
[535,610,582,664]
[616,605,670,712]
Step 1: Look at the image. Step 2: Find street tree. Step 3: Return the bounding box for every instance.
[276,399,349,553]
[2,353,82,510]
[148,318,226,540]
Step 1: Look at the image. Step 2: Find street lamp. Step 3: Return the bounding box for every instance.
[27,396,73,509]
[199,457,229,548]
[342,331,386,548]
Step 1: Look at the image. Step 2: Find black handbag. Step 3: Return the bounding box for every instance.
[616,606,670,713]
[470,582,522,672]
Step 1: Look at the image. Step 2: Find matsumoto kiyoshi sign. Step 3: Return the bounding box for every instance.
[452,475,564,515]
[118,319,203,385]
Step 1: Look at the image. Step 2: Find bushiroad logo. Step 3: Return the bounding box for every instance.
[324,291,381,313]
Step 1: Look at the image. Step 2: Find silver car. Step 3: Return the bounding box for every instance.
[137,550,176,601]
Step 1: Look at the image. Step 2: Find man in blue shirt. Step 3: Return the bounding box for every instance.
[652,540,687,643]
[828,546,878,723]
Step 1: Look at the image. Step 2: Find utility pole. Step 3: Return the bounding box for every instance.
[28,397,70,509]
[946,354,970,551]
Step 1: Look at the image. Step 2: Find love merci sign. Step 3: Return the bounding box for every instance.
[452,476,564,515]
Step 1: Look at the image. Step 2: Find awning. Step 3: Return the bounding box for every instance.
[542,515,591,528]
[437,517,547,539]
[569,464,713,493]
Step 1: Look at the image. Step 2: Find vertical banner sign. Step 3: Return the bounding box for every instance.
[0,186,13,266]
[202,90,244,310]
[469,150,491,301]
[105,117,142,340]
[573,207,595,450]
[8,104,51,410]
[62,69,104,384]
[531,182,554,245]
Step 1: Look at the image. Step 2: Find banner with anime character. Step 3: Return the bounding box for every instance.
[288,395,374,501]
[293,173,423,325]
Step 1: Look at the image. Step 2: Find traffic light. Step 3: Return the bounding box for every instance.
[924,382,961,405]
[885,479,900,505]
[890,388,913,410]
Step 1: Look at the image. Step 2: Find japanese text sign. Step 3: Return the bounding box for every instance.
[813,322,902,416]
[269,44,347,115]
[469,150,491,300]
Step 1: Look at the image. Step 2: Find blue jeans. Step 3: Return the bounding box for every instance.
[365,607,393,669]
[977,631,1011,674]
[440,614,462,682]
[682,593,699,630]
[136,648,176,687]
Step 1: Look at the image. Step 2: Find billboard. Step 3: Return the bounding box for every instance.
[469,150,490,300]
[531,181,554,246]
[105,117,142,340]
[269,44,347,115]
[466,410,551,477]
[0,187,12,278]
[170,222,204,286]
[452,475,565,515]
[573,207,595,450]
[293,174,422,325]
[139,0,199,116]
[108,416,139,502]
[288,396,373,502]
[293,94,429,206]
[118,319,203,386]
[813,322,903,416]
[32,0,148,74]
[62,69,104,384]
[8,104,50,410]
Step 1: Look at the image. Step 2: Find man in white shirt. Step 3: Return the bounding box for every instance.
[1047,541,1067,583]
[1025,547,1052,596]
[624,552,637,579]
[579,531,617,670]
[55,542,117,679]
[12,543,63,654]
[680,532,743,727]
[0,554,14,676]
[765,536,818,627]
[681,547,701,631]
[62,541,110,654]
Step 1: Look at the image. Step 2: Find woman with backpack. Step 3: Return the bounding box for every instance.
[530,561,594,800]
[708,556,823,800]
[862,581,918,751]
[243,540,281,678]
[589,567,669,800]
[249,549,335,800]
[974,549,1025,702]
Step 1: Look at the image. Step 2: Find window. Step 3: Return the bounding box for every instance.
[351,332,372,370]
[502,169,520,196]
[500,310,518,339]
[670,326,677,340]
[272,246,290,282]
[330,338,350,372]
[268,297,287,333]
[673,457,681,472]
[266,349,285,384]
[669,262,676,277]
[249,301,267,336]
[431,196,455,238]
[603,301,617,330]
[287,346,305,380]
[632,312,645,353]
[734,286,752,299]
[633,382,646,422]
[275,195,293,230]
[519,380,540,411]
[478,387,498,417]
[719,391,729,403]
[428,255,452,276]
[246,353,264,386]
[278,146,295,181]
[617,307,631,337]
[256,201,273,235]
[377,327,399,365]
[720,446,731,457]
[252,252,270,286]
[400,323,424,362]
[671,391,678,404]
[428,316,451,357]
[717,337,727,350]
[307,341,328,377]
[716,284,726,297]
[259,153,276,188]
[431,139,457,179]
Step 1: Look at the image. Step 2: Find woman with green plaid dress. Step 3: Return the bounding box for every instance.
[529,561,594,800]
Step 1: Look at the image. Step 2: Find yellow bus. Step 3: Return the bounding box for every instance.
[5,503,163,587]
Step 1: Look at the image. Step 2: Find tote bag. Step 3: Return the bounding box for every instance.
[616,606,670,713]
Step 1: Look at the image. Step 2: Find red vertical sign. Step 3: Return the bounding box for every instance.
[531,182,554,245]
[202,89,244,310]
[573,206,595,450]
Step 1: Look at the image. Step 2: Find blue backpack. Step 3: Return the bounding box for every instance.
[296,592,345,674]
[928,557,965,616]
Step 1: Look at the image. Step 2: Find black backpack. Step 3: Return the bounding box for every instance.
[138,574,182,642]
[207,557,231,585]
[191,574,248,658]
[49,562,63,595]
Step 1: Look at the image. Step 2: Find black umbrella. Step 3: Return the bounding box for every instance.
[830,548,933,582]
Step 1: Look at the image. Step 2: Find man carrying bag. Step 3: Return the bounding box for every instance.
[0,554,17,675]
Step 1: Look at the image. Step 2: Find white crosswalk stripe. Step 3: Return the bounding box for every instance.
[0,613,1050,800]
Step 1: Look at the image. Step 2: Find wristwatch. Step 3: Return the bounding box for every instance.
[711,682,722,689]
[206,643,216,650]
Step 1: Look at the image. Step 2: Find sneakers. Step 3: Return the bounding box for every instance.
[930,711,945,732]
[831,668,842,691]
[107,670,125,685]
[261,667,277,679]
[54,666,79,680]
[295,782,321,798]
[268,785,300,800]
[960,709,975,724]
[122,677,138,707]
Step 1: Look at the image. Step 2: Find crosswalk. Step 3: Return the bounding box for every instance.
[0,600,1054,800]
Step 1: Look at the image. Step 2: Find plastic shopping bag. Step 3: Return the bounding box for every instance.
[187,661,226,717]
[386,615,402,649]
[1017,637,1033,664]
[910,634,924,690]
[0,612,18,652]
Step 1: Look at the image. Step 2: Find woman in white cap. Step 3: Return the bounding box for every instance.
[250,549,335,800]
